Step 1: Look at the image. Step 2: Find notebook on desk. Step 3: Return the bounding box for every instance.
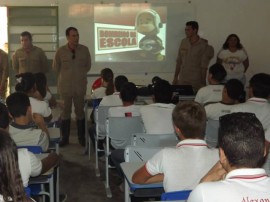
[171,85,194,96]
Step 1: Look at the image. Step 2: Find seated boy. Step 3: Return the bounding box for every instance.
[188,113,270,201]
[6,92,50,152]
[0,102,59,187]
[195,63,226,105]
[132,101,219,192]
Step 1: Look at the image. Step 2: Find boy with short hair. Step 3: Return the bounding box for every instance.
[195,63,227,105]
[6,92,49,152]
[132,101,218,192]
[188,112,270,202]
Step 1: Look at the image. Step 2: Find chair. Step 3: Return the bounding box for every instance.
[105,116,145,198]
[132,133,178,147]
[124,145,162,162]
[161,190,192,201]
[90,105,115,176]
[18,146,55,202]
[205,119,220,148]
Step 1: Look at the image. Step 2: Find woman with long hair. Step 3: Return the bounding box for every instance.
[0,129,33,202]
[217,34,249,84]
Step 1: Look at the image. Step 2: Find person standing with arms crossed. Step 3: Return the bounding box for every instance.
[53,27,91,147]
[12,31,48,74]
[173,21,214,92]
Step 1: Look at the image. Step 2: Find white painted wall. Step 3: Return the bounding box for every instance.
[1,0,270,91]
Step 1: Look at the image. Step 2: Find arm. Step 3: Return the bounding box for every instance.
[173,45,183,85]
[40,49,49,73]
[12,51,19,74]
[41,152,60,173]
[32,113,50,138]
[200,161,227,183]
[132,164,164,184]
[0,51,8,92]
[243,57,249,73]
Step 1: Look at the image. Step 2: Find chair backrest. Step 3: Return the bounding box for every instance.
[95,106,114,136]
[205,119,220,148]
[17,146,43,154]
[124,145,162,162]
[132,133,178,147]
[107,116,145,149]
[161,190,192,201]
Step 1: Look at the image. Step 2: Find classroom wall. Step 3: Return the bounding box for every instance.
[1,0,269,93]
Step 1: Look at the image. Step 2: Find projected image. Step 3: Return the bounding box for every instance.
[94,5,167,62]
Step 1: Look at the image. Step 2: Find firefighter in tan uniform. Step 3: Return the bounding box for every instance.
[53,27,91,146]
[12,31,48,74]
[173,21,214,92]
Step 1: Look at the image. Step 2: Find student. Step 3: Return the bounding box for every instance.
[188,113,270,202]
[0,129,34,202]
[0,102,59,187]
[91,68,114,99]
[195,63,227,105]
[140,79,175,134]
[108,82,141,147]
[6,92,50,152]
[132,101,219,192]
[15,72,52,122]
[231,73,270,131]
[205,79,245,120]
[88,75,128,152]
[99,75,128,106]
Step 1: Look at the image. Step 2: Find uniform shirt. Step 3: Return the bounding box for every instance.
[231,97,270,136]
[12,46,48,74]
[9,122,49,152]
[188,168,270,202]
[217,48,248,80]
[205,102,235,120]
[52,44,91,96]
[176,38,214,91]
[99,92,122,106]
[91,86,106,99]
[18,148,42,187]
[145,139,219,192]
[140,103,175,134]
[195,84,223,105]
[29,97,52,118]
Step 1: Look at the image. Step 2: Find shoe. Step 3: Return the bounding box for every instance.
[119,182,124,192]
[59,194,67,202]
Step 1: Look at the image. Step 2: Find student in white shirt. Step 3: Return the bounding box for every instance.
[0,102,59,187]
[231,73,270,133]
[188,113,270,202]
[6,92,50,152]
[195,63,227,105]
[205,79,245,120]
[132,101,218,192]
[140,79,175,134]
[15,72,52,122]
[88,75,128,153]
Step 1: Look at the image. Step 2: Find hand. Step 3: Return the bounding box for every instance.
[200,161,227,183]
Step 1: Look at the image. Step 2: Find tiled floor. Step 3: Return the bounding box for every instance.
[59,120,124,202]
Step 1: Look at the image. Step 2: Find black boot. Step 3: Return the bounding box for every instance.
[77,119,85,146]
[59,119,71,147]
